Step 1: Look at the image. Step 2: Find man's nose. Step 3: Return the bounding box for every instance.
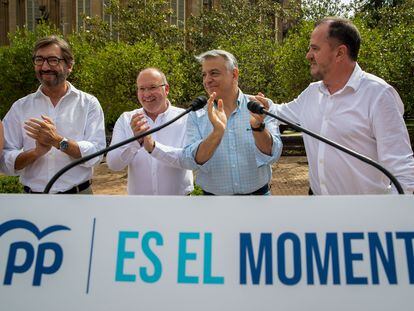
[41,60,51,70]
[204,74,213,84]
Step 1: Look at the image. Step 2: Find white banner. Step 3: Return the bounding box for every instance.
[0,194,413,310]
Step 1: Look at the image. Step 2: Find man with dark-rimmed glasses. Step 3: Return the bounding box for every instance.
[0,35,106,194]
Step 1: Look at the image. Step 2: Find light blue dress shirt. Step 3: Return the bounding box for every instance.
[181,90,282,195]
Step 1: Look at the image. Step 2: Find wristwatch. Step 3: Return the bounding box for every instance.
[58,137,69,151]
[251,122,266,132]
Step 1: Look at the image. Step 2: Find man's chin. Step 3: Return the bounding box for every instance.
[310,70,323,81]
[40,79,59,87]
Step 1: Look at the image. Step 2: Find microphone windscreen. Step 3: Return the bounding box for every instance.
[247,101,264,114]
[191,96,208,111]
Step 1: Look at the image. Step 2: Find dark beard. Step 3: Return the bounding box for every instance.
[37,70,68,87]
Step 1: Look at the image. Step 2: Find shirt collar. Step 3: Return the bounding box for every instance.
[344,63,363,92]
[35,81,79,99]
[143,99,171,120]
[319,63,363,95]
[209,89,243,110]
[236,89,244,107]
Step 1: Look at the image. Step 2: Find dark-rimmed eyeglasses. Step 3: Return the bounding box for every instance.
[33,56,65,66]
[137,84,166,93]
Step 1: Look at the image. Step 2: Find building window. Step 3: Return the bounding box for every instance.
[203,0,213,10]
[170,0,185,29]
[27,0,41,31]
[77,0,91,31]
[102,0,118,40]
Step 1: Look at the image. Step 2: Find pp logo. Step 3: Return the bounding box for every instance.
[0,219,70,286]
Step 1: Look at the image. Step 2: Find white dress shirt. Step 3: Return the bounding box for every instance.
[1,83,106,193]
[274,63,414,195]
[106,104,193,195]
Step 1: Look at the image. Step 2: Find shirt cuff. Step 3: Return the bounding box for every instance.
[3,149,23,176]
[254,135,282,166]
[182,140,211,173]
[76,141,102,167]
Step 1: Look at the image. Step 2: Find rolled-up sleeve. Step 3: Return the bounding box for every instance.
[254,115,282,166]
[181,111,213,173]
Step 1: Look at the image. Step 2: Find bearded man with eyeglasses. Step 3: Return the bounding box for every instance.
[0,36,106,194]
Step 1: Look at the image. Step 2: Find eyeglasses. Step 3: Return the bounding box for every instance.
[33,56,65,66]
[137,84,166,93]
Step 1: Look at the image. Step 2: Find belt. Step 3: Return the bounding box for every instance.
[24,180,91,194]
[202,184,269,196]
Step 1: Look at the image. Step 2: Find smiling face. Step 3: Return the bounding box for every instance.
[136,69,169,119]
[34,43,72,88]
[306,23,338,81]
[201,56,238,100]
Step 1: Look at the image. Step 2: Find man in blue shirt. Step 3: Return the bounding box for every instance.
[181,50,282,195]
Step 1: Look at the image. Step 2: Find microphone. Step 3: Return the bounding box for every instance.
[43,96,208,193]
[247,101,265,114]
[190,96,208,111]
[247,101,404,194]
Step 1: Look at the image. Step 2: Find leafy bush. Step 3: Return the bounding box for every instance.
[73,40,202,127]
[0,23,75,118]
[0,176,24,193]
[271,21,314,103]
[190,184,204,196]
[1,0,412,123]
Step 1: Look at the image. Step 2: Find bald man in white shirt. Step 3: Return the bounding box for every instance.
[262,17,414,195]
[106,68,193,195]
[1,36,106,193]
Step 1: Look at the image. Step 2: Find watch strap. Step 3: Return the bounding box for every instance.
[251,122,265,132]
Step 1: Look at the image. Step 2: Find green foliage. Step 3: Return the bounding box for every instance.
[74,40,202,127]
[271,21,314,103]
[301,0,350,20]
[0,23,58,118]
[85,0,184,47]
[0,176,24,193]
[186,0,291,54]
[190,184,204,196]
[1,0,413,123]
[355,0,414,116]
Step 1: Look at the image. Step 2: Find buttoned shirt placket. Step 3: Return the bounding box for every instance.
[317,88,334,195]
[148,114,165,195]
[227,107,241,193]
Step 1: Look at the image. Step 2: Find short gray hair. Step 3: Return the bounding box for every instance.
[195,49,238,71]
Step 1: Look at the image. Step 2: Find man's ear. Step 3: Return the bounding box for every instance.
[233,67,239,81]
[336,44,348,61]
[66,61,74,74]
